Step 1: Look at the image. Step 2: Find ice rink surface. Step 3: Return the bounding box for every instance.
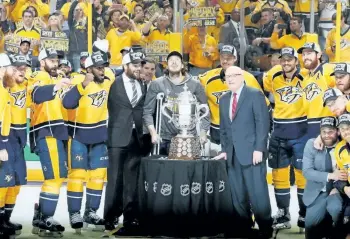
[12,184,305,239]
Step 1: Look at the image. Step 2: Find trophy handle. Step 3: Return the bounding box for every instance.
[161,103,173,123]
[196,104,209,122]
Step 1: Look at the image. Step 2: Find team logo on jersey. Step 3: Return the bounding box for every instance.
[276,84,302,104]
[10,90,26,108]
[88,90,107,107]
[58,86,73,99]
[212,90,230,104]
[303,83,322,101]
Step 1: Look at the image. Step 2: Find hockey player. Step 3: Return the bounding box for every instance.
[334,114,350,239]
[6,55,31,236]
[0,53,19,239]
[263,48,308,231]
[297,42,335,138]
[28,48,70,237]
[199,44,269,147]
[62,52,111,232]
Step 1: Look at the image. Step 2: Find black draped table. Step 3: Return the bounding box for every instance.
[138,155,235,237]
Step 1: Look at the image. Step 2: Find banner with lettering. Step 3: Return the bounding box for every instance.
[145,40,169,63]
[188,7,216,27]
[40,30,69,52]
[5,36,33,55]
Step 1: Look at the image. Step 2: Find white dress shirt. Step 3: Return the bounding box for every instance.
[229,84,244,120]
[231,20,240,37]
[122,73,142,105]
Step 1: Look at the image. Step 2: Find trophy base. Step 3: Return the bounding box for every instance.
[168,136,201,160]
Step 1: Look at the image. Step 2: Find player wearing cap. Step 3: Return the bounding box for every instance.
[199,45,269,148]
[58,59,72,78]
[323,88,348,117]
[263,47,308,231]
[297,42,335,138]
[91,40,116,83]
[0,53,21,239]
[4,55,32,236]
[27,48,71,237]
[303,117,347,239]
[334,114,350,238]
[62,52,112,232]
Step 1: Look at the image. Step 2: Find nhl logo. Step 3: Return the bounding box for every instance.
[160,184,172,196]
[219,180,225,192]
[191,182,201,194]
[180,184,190,196]
[206,182,213,194]
[144,181,148,192]
[153,182,158,193]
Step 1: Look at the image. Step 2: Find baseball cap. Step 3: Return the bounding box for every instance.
[0,53,12,67]
[297,42,321,54]
[80,52,89,60]
[330,63,350,76]
[219,45,237,58]
[122,51,145,65]
[338,113,350,126]
[20,38,31,46]
[323,88,343,106]
[38,48,58,61]
[93,39,109,53]
[59,59,72,68]
[279,47,298,58]
[9,54,31,67]
[167,51,183,62]
[85,52,109,68]
[320,117,338,129]
[120,47,131,55]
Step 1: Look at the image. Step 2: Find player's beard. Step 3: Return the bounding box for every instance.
[321,134,338,147]
[44,64,58,77]
[304,57,318,70]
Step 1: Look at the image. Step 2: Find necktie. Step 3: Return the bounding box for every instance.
[325,148,333,193]
[130,79,138,107]
[231,93,237,120]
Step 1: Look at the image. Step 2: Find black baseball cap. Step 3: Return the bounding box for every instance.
[10,54,31,67]
[122,51,145,65]
[80,52,89,60]
[338,113,350,126]
[85,52,108,68]
[279,47,298,58]
[330,63,350,76]
[20,38,31,46]
[297,42,321,54]
[59,59,72,68]
[219,44,237,58]
[167,51,183,62]
[320,117,338,129]
[38,48,58,61]
[323,88,343,106]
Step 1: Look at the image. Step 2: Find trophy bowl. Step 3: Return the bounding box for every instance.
[161,84,209,160]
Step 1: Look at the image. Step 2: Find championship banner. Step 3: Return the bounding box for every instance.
[188,7,216,27]
[5,36,33,55]
[145,40,169,63]
[40,30,69,52]
[147,3,162,19]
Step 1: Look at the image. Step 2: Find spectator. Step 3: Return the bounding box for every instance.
[13,10,41,57]
[105,9,122,32]
[251,0,292,25]
[252,8,275,54]
[270,16,319,67]
[106,14,141,68]
[325,12,350,63]
[184,26,219,76]
[234,0,260,43]
[68,1,88,72]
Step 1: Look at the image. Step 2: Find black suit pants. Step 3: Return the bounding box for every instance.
[227,154,272,236]
[104,129,141,224]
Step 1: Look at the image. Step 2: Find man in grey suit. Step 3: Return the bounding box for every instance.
[215,66,272,238]
[303,117,347,239]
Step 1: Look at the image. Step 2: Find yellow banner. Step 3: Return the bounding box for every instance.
[145,40,169,63]
[5,36,33,55]
[40,30,69,52]
[189,7,216,27]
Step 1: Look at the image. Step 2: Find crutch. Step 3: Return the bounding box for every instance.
[153,92,165,155]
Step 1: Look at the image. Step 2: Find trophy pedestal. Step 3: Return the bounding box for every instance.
[168,136,201,160]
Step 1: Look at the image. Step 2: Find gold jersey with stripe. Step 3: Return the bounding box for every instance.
[264,65,307,139]
[301,63,335,137]
[199,68,269,142]
[9,80,28,130]
[334,140,350,183]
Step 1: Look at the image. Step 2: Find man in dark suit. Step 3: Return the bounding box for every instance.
[215,66,272,238]
[104,51,146,235]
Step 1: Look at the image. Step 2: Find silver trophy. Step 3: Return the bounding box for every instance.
[161,84,209,160]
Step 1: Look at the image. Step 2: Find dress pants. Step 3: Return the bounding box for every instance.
[227,153,272,237]
[104,129,142,225]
